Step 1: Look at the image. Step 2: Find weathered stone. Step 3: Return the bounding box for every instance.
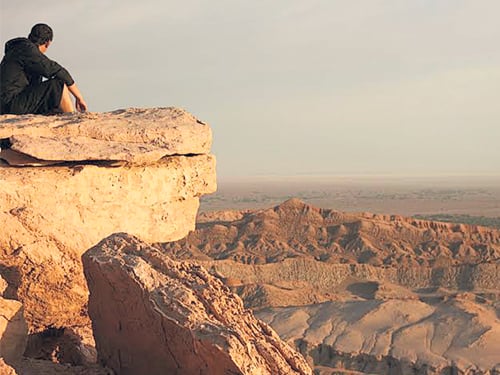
[0,275,8,296]
[0,107,216,334]
[0,358,17,375]
[83,233,313,375]
[258,296,500,374]
[24,327,97,366]
[9,135,170,164]
[15,357,112,374]
[1,107,212,163]
[0,296,28,364]
[0,154,215,332]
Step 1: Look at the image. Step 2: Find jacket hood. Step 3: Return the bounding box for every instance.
[4,37,34,55]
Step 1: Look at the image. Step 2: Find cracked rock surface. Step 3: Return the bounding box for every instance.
[1,107,211,163]
[83,233,312,375]
[0,108,215,334]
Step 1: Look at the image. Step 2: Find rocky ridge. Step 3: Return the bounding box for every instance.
[0,109,315,375]
[164,198,500,267]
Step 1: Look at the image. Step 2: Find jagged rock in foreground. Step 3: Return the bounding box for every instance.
[83,233,312,375]
[0,107,216,334]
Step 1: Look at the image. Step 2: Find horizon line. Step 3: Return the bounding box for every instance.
[216,172,500,181]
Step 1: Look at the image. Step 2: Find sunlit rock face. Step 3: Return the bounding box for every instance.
[0,107,216,333]
[83,233,312,375]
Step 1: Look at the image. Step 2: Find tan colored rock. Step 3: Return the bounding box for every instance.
[0,154,215,332]
[1,107,212,163]
[16,357,112,374]
[0,108,216,334]
[0,296,28,364]
[83,233,312,375]
[258,297,500,374]
[0,275,8,296]
[0,358,17,375]
[9,135,170,164]
[164,199,500,266]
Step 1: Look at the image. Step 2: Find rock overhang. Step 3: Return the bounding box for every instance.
[0,107,212,165]
[0,107,217,331]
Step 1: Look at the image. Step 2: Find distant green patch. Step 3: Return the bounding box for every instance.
[413,214,500,229]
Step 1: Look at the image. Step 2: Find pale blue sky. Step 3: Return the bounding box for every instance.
[1,1,499,178]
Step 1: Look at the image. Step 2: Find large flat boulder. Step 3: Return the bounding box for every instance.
[83,233,312,375]
[0,107,212,163]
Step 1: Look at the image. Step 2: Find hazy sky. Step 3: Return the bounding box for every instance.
[1,1,499,178]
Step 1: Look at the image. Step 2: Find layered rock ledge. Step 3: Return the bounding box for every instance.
[0,108,216,333]
[0,107,211,163]
[83,233,312,375]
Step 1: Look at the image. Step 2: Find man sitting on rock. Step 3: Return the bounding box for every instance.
[0,23,87,115]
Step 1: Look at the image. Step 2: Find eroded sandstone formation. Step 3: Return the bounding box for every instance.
[0,107,216,334]
[83,233,312,375]
[163,198,500,267]
[258,295,500,374]
[158,199,500,309]
[158,199,500,374]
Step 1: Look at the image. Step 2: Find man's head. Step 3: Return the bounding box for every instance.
[28,23,53,53]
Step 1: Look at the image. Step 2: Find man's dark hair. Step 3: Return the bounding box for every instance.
[28,23,53,46]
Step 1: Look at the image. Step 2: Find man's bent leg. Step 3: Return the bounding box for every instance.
[59,84,74,113]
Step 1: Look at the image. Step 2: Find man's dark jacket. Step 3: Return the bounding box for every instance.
[0,38,74,109]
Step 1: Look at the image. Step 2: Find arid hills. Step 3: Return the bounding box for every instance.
[160,198,500,267]
[159,198,500,374]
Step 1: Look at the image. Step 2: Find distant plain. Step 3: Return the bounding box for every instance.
[200,175,500,225]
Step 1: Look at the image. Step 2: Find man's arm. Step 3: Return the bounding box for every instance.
[68,83,87,112]
[23,43,87,112]
[23,44,75,86]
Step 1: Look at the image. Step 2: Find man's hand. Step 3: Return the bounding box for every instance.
[76,98,88,112]
[68,83,88,112]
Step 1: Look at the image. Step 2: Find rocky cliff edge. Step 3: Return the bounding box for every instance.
[0,107,216,336]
